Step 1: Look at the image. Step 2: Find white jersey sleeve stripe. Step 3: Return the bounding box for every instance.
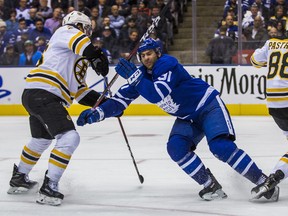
[154,83,165,99]
[195,86,215,111]
[216,95,235,136]
[111,97,129,108]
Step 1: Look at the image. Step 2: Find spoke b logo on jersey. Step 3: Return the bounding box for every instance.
[74,57,89,84]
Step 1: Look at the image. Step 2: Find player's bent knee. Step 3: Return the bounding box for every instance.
[27,138,53,153]
[208,136,237,162]
[55,130,80,155]
[167,135,193,162]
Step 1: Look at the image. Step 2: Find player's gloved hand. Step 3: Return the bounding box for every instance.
[90,48,109,77]
[77,107,105,126]
[115,58,143,86]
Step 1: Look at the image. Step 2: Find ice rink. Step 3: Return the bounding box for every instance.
[0,116,287,216]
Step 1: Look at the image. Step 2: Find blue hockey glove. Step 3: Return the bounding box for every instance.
[115,58,143,86]
[77,107,105,126]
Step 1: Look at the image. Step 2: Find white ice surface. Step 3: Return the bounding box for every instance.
[0,116,287,216]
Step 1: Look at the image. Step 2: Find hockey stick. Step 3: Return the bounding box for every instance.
[92,0,173,110]
[104,78,144,184]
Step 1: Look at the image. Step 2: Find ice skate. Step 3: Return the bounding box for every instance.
[7,164,38,194]
[199,168,228,201]
[251,170,284,201]
[36,171,64,206]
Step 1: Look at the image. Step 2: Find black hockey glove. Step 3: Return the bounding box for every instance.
[90,48,109,77]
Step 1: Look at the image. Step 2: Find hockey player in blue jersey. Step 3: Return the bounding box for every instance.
[77,38,279,201]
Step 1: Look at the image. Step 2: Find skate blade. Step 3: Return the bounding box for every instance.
[36,193,62,206]
[7,186,29,194]
[269,186,280,202]
[250,186,279,202]
[250,186,268,200]
[7,183,38,195]
[202,189,228,201]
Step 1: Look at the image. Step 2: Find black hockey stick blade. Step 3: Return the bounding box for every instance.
[139,175,144,184]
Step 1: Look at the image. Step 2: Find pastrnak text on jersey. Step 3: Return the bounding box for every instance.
[268,41,288,50]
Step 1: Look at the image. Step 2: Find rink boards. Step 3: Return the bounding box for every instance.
[0,65,268,116]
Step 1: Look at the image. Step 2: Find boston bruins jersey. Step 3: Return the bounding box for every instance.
[251,38,288,108]
[25,25,92,106]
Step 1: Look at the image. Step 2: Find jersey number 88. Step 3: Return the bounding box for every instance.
[268,51,288,79]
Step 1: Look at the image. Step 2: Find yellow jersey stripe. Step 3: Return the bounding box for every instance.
[267,97,288,102]
[68,31,83,50]
[267,88,288,93]
[75,37,90,54]
[26,77,72,104]
[30,68,68,87]
[280,157,288,163]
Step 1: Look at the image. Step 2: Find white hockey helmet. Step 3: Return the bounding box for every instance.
[62,11,92,37]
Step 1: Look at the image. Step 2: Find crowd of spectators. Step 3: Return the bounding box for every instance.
[0,0,188,66]
[206,0,288,64]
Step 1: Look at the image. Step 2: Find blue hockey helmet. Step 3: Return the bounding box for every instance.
[137,38,162,62]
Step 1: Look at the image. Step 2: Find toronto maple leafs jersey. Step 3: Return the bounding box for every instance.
[101,54,219,121]
[251,38,288,108]
[25,25,92,106]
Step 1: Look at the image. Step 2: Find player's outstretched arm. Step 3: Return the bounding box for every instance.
[77,107,104,126]
[77,98,125,126]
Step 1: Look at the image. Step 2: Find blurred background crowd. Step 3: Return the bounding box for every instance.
[206,0,288,64]
[0,0,187,66]
[1,0,287,66]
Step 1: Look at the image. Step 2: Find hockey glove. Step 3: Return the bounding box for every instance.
[77,107,105,126]
[115,58,143,86]
[90,48,109,77]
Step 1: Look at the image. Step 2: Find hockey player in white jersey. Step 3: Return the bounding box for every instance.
[77,38,279,201]
[7,11,109,206]
[250,35,287,200]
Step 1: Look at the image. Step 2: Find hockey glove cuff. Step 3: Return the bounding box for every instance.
[115,58,143,86]
[127,69,143,86]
